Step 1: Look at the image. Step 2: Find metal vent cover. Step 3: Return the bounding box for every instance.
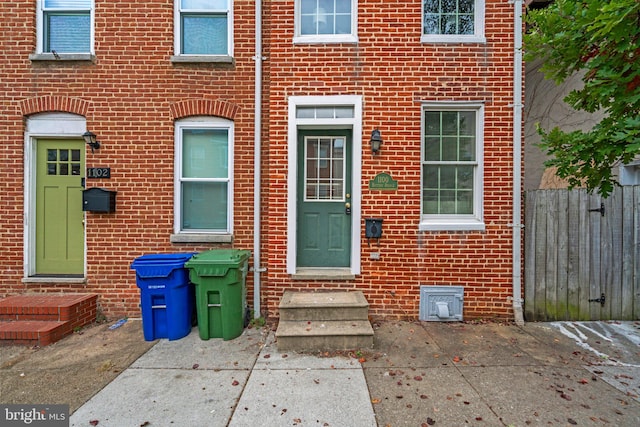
[419,285,464,321]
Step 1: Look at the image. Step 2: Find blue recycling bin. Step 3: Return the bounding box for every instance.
[131,253,197,341]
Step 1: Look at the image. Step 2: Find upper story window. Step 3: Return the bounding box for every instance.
[174,0,233,59]
[422,0,485,43]
[421,104,484,231]
[174,118,234,235]
[36,0,93,55]
[294,0,358,44]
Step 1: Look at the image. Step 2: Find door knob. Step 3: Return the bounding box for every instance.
[345,202,351,215]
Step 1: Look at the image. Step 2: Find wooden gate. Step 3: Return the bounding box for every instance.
[524,186,640,321]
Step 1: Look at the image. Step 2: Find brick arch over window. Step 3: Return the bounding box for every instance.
[170,99,240,120]
[19,95,91,117]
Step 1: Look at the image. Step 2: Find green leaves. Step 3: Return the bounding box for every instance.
[525,0,640,197]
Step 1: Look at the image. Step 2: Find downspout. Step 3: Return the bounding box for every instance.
[253,0,264,318]
[512,0,525,325]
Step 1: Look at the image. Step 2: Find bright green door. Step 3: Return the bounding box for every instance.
[36,140,85,275]
[297,130,352,267]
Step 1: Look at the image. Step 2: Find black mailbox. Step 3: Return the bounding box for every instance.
[83,188,116,213]
[365,218,383,240]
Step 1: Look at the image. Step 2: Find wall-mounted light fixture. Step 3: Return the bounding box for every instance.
[83,131,101,153]
[370,129,383,155]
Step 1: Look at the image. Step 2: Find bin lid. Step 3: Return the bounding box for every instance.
[184,249,251,273]
[131,253,197,278]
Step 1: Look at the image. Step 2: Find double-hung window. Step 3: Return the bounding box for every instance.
[175,0,233,57]
[175,118,233,235]
[421,105,484,231]
[36,0,93,55]
[422,0,485,43]
[295,0,358,44]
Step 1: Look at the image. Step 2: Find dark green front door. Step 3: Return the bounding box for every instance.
[297,130,352,267]
[35,140,85,275]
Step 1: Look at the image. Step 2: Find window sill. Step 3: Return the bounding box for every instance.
[293,35,358,45]
[170,233,233,244]
[29,53,95,62]
[419,220,486,232]
[292,268,355,281]
[420,35,486,44]
[23,276,86,284]
[170,55,234,64]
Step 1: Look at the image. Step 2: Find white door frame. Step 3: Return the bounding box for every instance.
[24,113,87,278]
[286,95,362,275]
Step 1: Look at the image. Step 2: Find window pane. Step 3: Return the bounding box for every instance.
[182,0,228,9]
[45,13,90,52]
[459,137,475,161]
[424,137,440,161]
[441,136,458,161]
[301,0,352,36]
[182,129,228,178]
[182,15,228,54]
[182,182,228,229]
[423,0,475,36]
[335,15,351,34]
[45,0,91,8]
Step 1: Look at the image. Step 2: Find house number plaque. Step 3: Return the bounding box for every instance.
[369,172,398,190]
[86,167,111,179]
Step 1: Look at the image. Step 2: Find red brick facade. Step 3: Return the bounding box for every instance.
[0,1,523,321]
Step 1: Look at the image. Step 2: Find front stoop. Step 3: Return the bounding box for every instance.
[276,291,374,352]
[0,294,98,346]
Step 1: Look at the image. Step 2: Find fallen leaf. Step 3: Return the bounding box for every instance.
[578,378,589,384]
[314,379,320,384]
[89,421,99,426]
[560,393,572,401]
[263,354,271,359]
[453,356,461,363]
[371,398,381,404]
[420,394,428,399]
[192,364,199,369]
[475,417,483,421]
[426,417,436,425]
[568,418,577,425]
[232,380,240,386]
[359,357,366,363]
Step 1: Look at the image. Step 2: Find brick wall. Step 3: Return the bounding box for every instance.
[0,1,523,321]
[263,0,522,320]
[0,1,259,318]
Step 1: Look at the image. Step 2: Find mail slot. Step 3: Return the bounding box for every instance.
[83,187,116,213]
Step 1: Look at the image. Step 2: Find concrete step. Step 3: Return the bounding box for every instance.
[0,293,98,346]
[275,320,374,352]
[279,290,369,321]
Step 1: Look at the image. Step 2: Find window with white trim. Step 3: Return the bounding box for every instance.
[175,118,233,233]
[175,0,232,56]
[422,0,485,43]
[295,0,358,44]
[421,105,484,230]
[36,0,93,54]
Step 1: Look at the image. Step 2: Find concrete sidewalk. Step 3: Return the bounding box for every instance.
[70,327,376,427]
[69,320,640,427]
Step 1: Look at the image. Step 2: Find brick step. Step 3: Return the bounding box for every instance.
[0,320,71,347]
[278,290,369,321]
[275,320,374,352]
[0,293,98,346]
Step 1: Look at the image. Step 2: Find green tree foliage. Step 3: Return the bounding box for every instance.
[524,0,640,196]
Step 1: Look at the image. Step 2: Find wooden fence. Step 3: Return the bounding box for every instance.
[524,186,640,321]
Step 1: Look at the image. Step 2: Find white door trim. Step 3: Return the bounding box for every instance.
[286,95,362,275]
[24,113,87,278]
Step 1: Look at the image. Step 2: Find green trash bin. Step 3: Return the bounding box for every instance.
[185,249,251,341]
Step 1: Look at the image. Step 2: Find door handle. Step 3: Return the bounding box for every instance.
[345,202,351,215]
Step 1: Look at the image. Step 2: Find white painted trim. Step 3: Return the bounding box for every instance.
[287,95,362,275]
[174,0,234,57]
[420,102,485,231]
[173,116,234,235]
[293,0,358,44]
[24,113,87,277]
[421,0,486,44]
[35,0,96,55]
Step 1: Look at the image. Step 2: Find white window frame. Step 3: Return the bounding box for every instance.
[173,117,234,237]
[421,0,485,44]
[34,0,95,58]
[173,0,234,60]
[294,0,358,44]
[420,102,485,231]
